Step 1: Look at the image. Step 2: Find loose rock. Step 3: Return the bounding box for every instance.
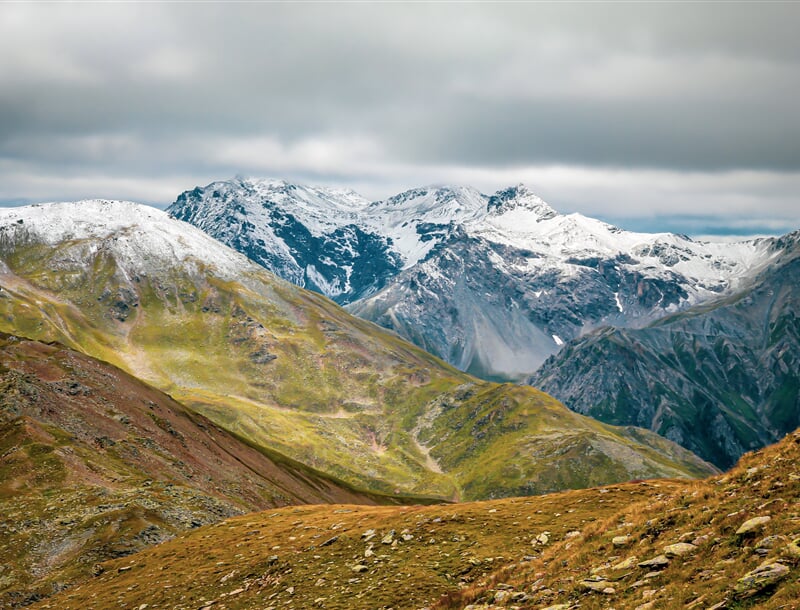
[638,555,669,570]
[733,561,789,598]
[612,535,630,547]
[663,542,697,557]
[579,578,614,593]
[735,515,771,536]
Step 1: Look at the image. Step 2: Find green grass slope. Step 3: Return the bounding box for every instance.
[0,202,714,501]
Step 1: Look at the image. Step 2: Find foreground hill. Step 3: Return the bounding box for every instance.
[170,178,782,380]
[0,201,712,502]
[530,231,800,469]
[0,333,403,606]
[439,428,800,610]
[32,430,800,610]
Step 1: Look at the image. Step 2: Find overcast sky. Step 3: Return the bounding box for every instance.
[1,2,798,236]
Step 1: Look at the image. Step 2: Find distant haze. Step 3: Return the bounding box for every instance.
[0,3,798,236]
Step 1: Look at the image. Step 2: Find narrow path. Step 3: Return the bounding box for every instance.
[409,408,462,501]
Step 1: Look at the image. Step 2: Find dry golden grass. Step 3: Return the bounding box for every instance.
[434,430,800,610]
[29,430,800,610]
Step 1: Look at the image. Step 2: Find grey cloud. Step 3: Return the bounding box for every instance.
[387,95,800,171]
[0,2,798,233]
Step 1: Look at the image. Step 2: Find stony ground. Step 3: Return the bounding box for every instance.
[436,429,800,610]
[29,430,800,610]
[29,483,683,610]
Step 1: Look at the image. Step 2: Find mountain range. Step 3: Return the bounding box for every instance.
[169,177,784,381]
[530,231,800,468]
[167,177,798,470]
[0,200,711,506]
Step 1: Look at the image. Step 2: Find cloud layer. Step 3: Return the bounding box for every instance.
[1,3,798,235]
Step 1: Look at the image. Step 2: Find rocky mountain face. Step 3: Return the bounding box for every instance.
[0,200,714,503]
[0,332,399,606]
[35,429,800,610]
[169,179,403,303]
[530,232,800,469]
[169,178,780,380]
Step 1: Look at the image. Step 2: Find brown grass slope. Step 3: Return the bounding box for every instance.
[436,429,800,610]
[0,333,413,607]
[31,430,800,610]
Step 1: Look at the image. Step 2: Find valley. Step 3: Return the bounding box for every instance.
[0,201,711,506]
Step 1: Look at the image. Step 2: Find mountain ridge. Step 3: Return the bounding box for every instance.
[30,428,800,610]
[530,231,800,468]
[168,177,786,380]
[0,331,413,606]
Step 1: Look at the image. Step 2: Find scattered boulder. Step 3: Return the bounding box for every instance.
[579,578,615,593]
[361,529,376,542]
[533,532,550,545]
[782,537,800,561]
[753,535,785,556]
[638,555,669,570]
[352,564,369,573]
[612,535,630,547]
[663,542,697,558]
[735,516,771,536]
[691,534,709,547]
[733,561,789,598]
[611,556,638,570]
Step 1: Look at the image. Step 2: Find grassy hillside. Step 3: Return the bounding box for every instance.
[30,430,800,610]
[439,429,800,610]
[0,202,714,501]
[0,333,411,607]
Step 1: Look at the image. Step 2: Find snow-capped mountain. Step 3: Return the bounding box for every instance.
[169,178,787,380]
[529,231,800,469]
[169,179,402,302]
[0,199,260,281]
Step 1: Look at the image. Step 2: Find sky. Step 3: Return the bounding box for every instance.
[1,2,799,237]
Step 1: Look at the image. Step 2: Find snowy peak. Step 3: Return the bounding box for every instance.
[368,185,487,228]
[486,184,558,221]
[172,177,369,237]
[0,199,259,281]
[168,179,402,303]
